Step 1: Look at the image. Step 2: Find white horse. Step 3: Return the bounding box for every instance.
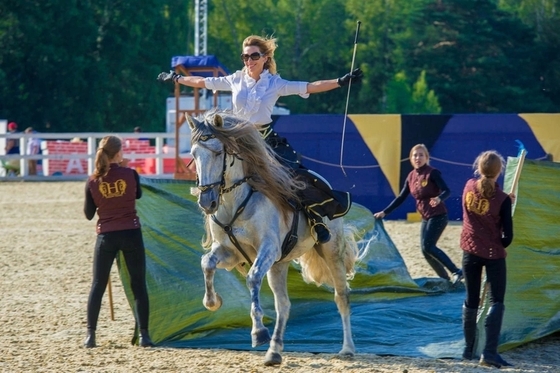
[187,110,358,366]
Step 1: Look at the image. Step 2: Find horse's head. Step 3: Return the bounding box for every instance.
[188,109,303,220]
[188,112,227,214]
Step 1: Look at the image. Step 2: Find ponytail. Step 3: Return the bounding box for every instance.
[472,150,505,199]
[477,177,496,199]
[92,136,122,179]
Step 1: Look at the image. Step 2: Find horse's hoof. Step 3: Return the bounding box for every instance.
[338,348,355,357]
[203,293,223,311]
[251,328,271,347]
[264,351,282,366]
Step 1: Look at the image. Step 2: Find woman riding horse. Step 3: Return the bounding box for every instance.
[158,34,362,243]
[187,110,358,366]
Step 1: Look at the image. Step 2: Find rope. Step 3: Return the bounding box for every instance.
[301,153,548,169]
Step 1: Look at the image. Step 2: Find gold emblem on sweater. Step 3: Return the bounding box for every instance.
[99,179,127,198]
[421,178,428,187]
[465,191,489,214]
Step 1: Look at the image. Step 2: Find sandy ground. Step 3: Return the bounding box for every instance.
[0,181,559,373]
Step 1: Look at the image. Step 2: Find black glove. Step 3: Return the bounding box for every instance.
[337,68,363,87]
[157,70,182,83]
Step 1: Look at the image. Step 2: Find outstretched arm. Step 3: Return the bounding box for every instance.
[307,68,363,94]
[157,70,206,88]
[373,181,411,218]
[175,75,206,88]
[306,79,341,93]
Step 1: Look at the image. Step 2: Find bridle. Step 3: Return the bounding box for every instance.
[193,133,251,197]
[192,128,299,266]
[193,132,255,265]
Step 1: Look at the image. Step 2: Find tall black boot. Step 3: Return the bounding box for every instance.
[312,221,331,244]
[479,303,513,368]
[305,208,331,244]
[139,328,154,347]
[83,328,96,348]
[462,304,478,360]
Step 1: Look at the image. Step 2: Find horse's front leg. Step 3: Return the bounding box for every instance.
[246,247,277,349]
[202,242,243,311]
[201,251,223,311]
[263,262,290,366]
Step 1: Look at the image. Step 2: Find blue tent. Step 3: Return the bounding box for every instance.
[171,55,229,77]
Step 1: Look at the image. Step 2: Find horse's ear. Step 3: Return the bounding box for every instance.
[186,114,196,131]
[213,114,224,128]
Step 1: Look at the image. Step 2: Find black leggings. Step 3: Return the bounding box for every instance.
[463,252,507,309]
[420,214,460,279]
[86,229,149,330]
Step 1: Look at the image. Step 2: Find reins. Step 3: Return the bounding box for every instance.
[195,135,249,195]
[211,188,255,265]
[194,136,255,265]
[193,123,299,267]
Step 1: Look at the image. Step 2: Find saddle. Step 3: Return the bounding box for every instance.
[259,127,353,258]
[262,128,352,221]
[294,168,352,221]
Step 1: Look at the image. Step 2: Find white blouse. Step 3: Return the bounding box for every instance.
[204,70,309,125]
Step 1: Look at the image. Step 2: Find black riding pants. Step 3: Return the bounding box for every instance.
[86,228,150,330]
[463,252,507,309]
[420,214,460,279]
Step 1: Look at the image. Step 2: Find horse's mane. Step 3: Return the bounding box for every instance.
[191,109,306,220]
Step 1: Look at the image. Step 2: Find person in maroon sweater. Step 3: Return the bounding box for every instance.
[83,136,153,348]
[374,144,462,284]
[460,150,514,368]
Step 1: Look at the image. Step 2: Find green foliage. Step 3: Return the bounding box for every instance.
[385,71,412,113]
[0,0,186,132]
[411,71,441,113]
[384,70,441,114]
[0,0,557,132]
[395,0,554,113]
[498,0,560,108]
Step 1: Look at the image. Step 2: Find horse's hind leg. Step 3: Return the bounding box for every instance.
[262,262,291,366]
[333,281,355,356]
[324,241,356,356]
[201,251,222,311]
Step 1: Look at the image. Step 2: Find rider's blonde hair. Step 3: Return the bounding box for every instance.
[242,35,278,74]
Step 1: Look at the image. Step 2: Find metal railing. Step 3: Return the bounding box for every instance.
[0,132,180,181]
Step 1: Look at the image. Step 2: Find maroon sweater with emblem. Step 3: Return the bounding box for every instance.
[383,165,450,220]
[84,163,142,234]
[460,178,512,259]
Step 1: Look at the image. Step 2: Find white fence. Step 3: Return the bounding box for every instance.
[0,132,185,181]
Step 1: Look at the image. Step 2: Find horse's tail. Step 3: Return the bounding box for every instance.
[297,222,358,288]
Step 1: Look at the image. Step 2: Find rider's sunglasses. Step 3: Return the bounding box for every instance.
[240,52,265,62]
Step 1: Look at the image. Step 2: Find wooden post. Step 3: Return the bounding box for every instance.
[107,274,115,321]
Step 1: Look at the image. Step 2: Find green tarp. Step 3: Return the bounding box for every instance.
[117,158,560,357]
[493,158,560,352]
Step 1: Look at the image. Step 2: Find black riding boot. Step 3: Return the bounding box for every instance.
[83,328,96,348]
[479,303,513,368]
[304,206,331,244]
[462,304,478,360]
[312,221,331,244]
[139,328,154,347]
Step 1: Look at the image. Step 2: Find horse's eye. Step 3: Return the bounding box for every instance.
[200,134,216,142]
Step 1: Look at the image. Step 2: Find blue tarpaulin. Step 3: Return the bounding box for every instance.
[117,177,465,357]
[117,156,560,357]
